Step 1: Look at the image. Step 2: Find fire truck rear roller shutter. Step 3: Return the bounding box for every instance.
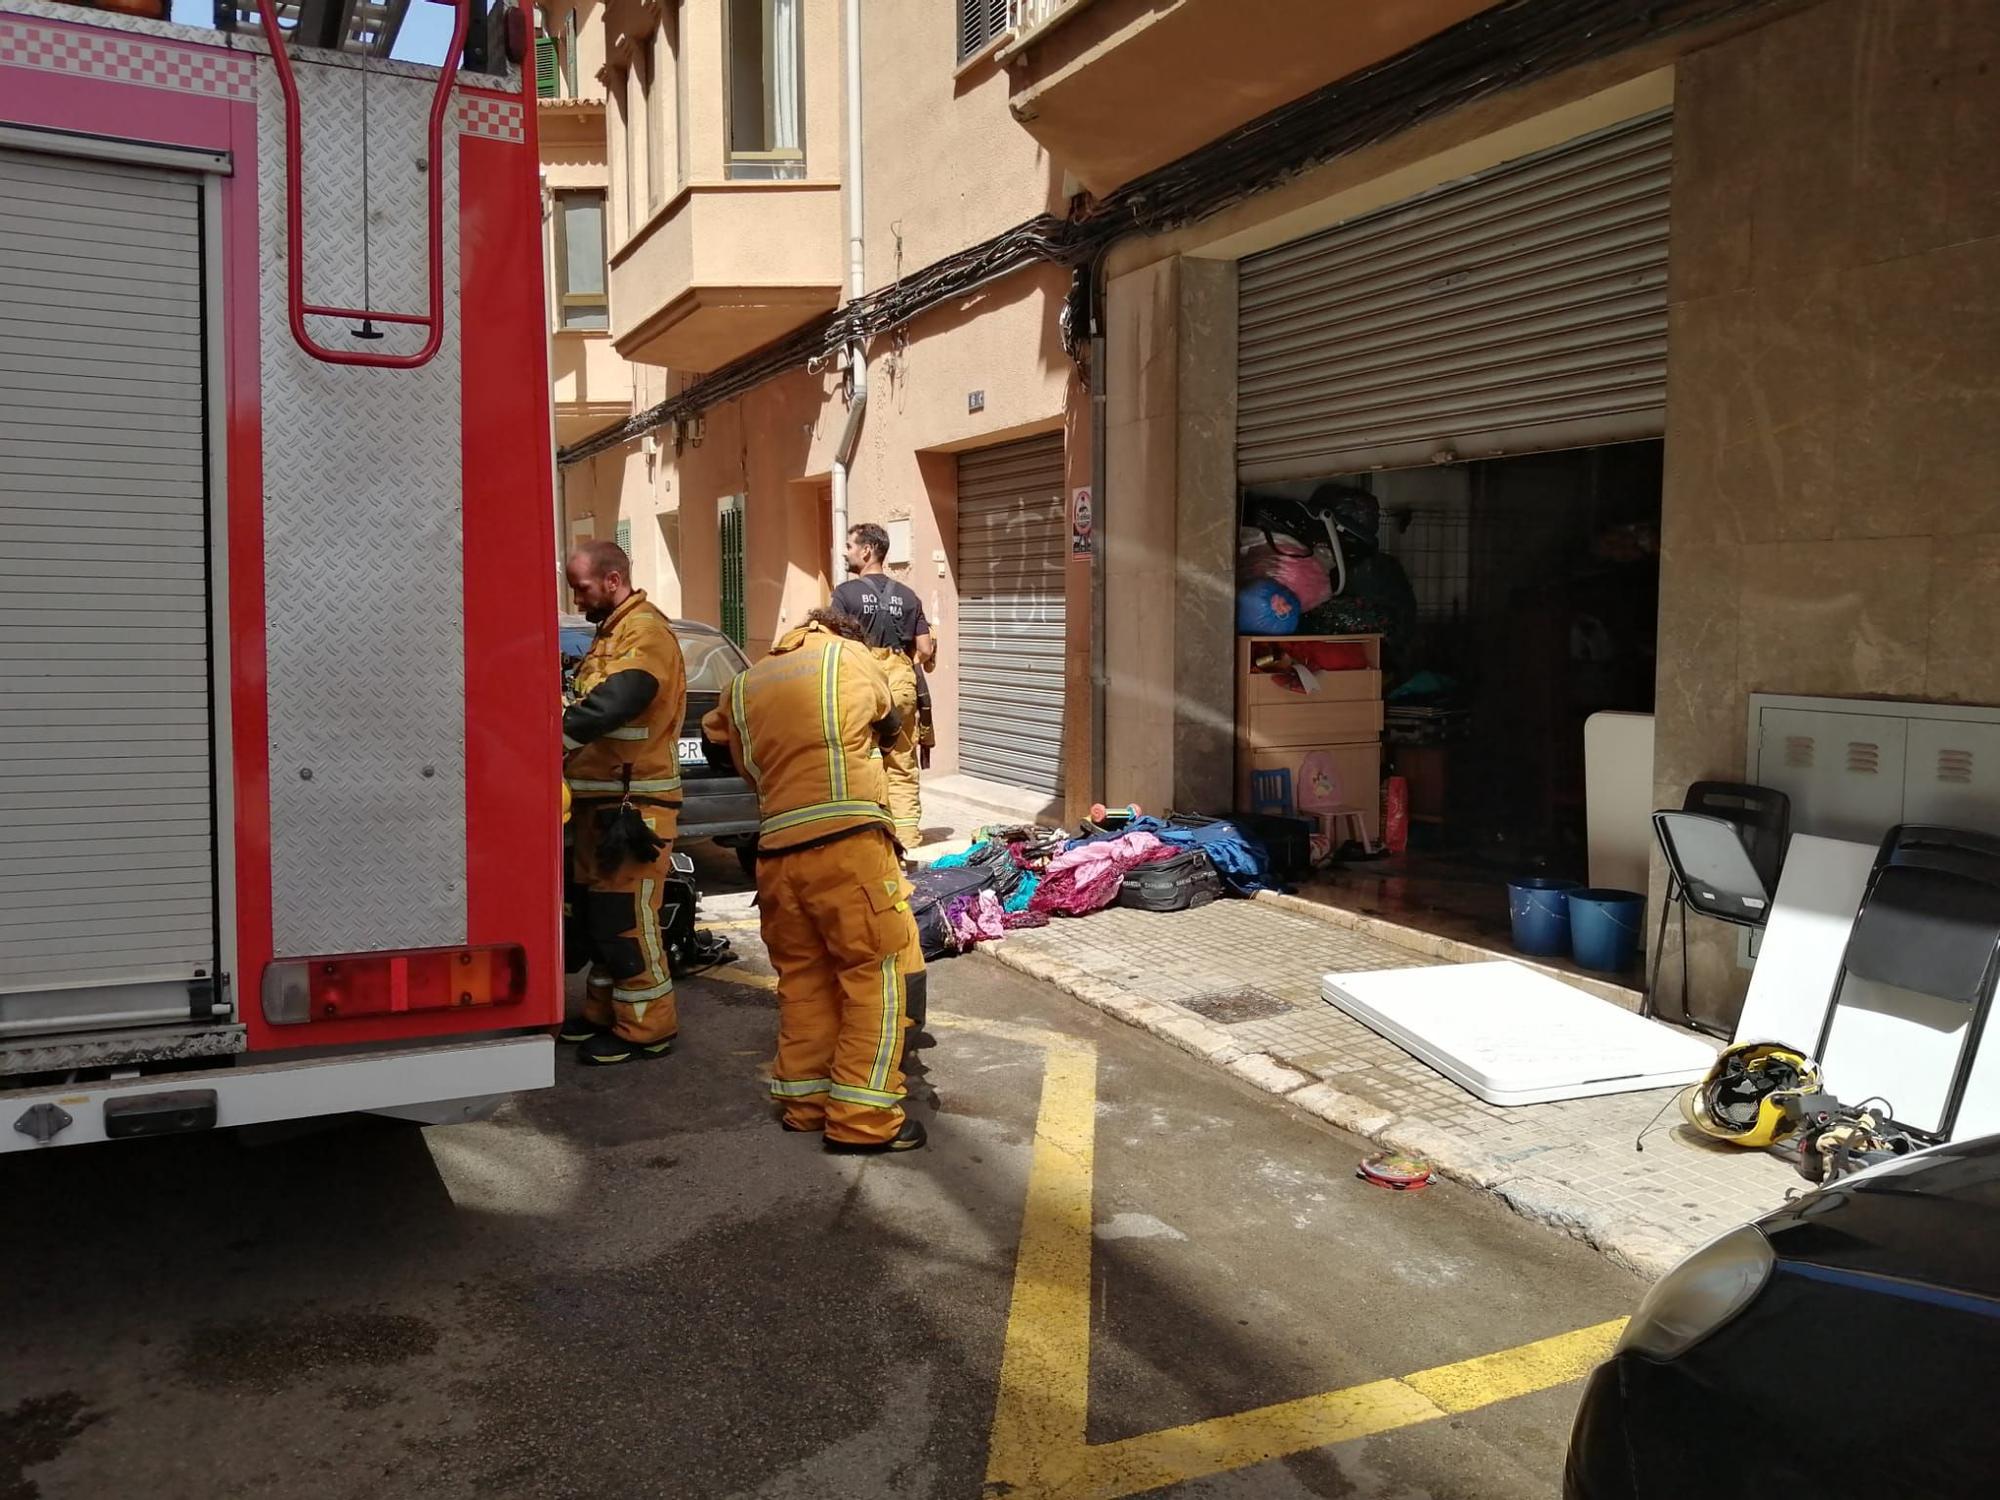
[0,145,215,1003]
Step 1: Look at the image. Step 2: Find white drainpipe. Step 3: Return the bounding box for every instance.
[830,0,866,584]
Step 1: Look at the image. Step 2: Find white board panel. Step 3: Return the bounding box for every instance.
[1732,835,1874,1049]
[1820,977,1976,1139]
[1585,710,1654,892]
[1953,1025,2000,1142]
[1322,961,1715,1106]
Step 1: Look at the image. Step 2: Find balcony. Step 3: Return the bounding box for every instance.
[598,0,843,371]
[552,331,635,445]
[608,180,842,372]
[1001,0,1505,197]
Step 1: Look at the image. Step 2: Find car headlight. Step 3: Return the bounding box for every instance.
[1616,1222,1774,1361]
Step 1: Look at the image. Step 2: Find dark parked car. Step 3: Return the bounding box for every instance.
[561,614,759,869]
[1566,1133,2000,1499]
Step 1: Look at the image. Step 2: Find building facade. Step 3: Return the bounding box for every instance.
[542,0,2000,1012]
[539,0,1086,801]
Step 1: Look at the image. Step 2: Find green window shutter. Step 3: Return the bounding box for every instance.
[536,35,560,99]
[720,502,746,648]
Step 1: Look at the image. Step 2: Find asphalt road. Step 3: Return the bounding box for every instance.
[1,929,1643,1500]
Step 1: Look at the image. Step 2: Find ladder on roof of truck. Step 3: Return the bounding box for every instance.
[229,0,412,58]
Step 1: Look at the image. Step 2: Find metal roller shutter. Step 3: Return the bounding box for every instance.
[956,433,1067,796]
[0,147,216,1023]
[1237,109,1672,483]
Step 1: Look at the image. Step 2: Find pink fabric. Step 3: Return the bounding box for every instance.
[949,889,1010,947]
[1028,832,1177,919]
[1241,546,1334,611]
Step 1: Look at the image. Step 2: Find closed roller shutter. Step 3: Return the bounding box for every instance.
[0,148,215,1020]
[1237,109,1672,483]
[956,433,1066,796]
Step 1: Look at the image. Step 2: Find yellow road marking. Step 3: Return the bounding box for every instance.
[987,1043,1100,1485]
[932,1012,1082,1052]
[700,916,765,931]
[1071,1321,1625,1499]
[704,964,777,990]
[973,1020,1627,1499]
[1403,1321,1622,1413]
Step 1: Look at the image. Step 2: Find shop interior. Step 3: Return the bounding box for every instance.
[1237,439,1664,969]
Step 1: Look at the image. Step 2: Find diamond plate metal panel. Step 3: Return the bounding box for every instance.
[260,56,467,956]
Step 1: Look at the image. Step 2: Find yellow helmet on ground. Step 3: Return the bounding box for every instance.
[1678,1040,1821,1149]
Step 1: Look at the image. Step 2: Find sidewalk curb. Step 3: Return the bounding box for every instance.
[985,938,1681,1281]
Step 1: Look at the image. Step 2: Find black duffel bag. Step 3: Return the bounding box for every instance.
[1114,849,1223,914]
[909,864,997,959]
[958,839,1025,903]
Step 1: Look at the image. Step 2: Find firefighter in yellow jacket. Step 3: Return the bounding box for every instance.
[560,541,688,1066]
[703,609,928,1152]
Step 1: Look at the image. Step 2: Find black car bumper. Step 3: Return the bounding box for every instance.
[680,772,759,842]
[1562,1360,1632,1500]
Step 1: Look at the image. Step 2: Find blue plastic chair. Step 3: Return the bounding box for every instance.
[1251,768,1293,818]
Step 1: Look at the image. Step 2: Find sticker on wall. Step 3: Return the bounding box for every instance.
[1070,486,1094,558]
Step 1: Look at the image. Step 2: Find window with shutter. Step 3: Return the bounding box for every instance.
[957,0,1011,62]
[552,190,609,330]
[535,34,559,98]
[615,518,633,556]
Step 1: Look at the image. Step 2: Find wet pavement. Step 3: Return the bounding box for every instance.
[1,933,1642,1499]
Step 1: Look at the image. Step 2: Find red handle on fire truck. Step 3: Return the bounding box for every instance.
[253,0,471,369]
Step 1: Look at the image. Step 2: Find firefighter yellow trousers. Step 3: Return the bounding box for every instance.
[757,828,924,1144]
[873,647,922,850]
[566,799,681,1044]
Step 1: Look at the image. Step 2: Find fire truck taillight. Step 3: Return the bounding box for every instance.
[262,946,528,1025]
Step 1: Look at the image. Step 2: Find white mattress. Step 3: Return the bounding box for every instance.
[1322,961,1717,1106]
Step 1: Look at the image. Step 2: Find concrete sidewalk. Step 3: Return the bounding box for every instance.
[906,771,1061,863]
[978,894,1801,1280]
[714,774,1801,1279]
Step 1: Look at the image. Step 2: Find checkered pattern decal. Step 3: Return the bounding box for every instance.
[0,16,255,99]
[0,14,523,144]
[457,94,524,144]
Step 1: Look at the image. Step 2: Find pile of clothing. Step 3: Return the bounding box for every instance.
[908,815,1275,959]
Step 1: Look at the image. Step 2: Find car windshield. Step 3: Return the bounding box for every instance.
[681,631,746,694]
[559,616,745,695]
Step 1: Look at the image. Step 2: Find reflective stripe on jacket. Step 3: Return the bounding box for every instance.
[565,592,688,803]
[702,622,895,851]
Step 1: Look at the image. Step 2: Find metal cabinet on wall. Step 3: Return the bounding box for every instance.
[1748,695,2000,846]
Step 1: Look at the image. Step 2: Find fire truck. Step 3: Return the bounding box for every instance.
[1,0,563,1149]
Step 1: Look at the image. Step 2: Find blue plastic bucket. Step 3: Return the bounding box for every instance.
[1568,888,1647,972]
[1507,878,1579,957]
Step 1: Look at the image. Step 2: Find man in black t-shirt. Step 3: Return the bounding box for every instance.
[831,523,936,853]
